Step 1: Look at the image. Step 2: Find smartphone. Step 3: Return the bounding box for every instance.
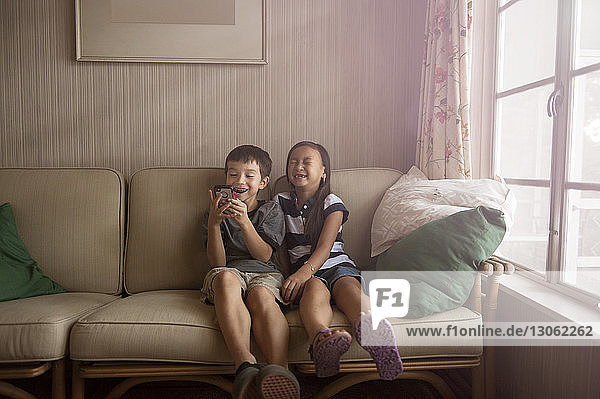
[213,185,236,206]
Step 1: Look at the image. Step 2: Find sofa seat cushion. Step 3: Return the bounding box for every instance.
[70,290,481,365]
[0,292,119,362]
[70,290,233,363]
[287,306,483,363]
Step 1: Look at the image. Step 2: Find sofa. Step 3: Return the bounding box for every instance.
[0,168,125,399]
[0,167,510,399]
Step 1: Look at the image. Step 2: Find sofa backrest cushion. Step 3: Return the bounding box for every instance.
[0,168,124,294]
[272,168,402,269]
[0,202,66,301]
[124,167,271,294]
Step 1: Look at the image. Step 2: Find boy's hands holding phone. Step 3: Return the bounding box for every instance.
[207,189,232,227]
[224,198,250,225]
[208,185,249,227]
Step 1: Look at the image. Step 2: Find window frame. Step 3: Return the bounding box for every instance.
[480,0,600,304]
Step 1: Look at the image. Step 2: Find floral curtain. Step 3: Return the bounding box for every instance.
[416,0,472,179]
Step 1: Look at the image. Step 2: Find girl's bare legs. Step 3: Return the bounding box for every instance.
[245,286,289,367]
[331,276,370,324]
[299,278,334,341]
[299,277,353,377]
[212,271,256,369]
[333,276,403,380]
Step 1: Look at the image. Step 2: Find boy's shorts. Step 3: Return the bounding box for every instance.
[201,267,287,305]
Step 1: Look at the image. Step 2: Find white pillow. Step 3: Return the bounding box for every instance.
[371,166,516,257]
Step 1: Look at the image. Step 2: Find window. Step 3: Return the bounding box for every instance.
[485,0,600,298]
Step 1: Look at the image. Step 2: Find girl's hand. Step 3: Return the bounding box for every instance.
[281,267,313,303]
[223,198,250,226]
[207,189,233,227]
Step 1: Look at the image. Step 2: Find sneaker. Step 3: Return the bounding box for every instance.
[233,362,261,399]
[255,364,300,399]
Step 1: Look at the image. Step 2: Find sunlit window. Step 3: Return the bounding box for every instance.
[492,0,600,297]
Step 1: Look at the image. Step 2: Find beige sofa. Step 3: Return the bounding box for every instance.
[0,168,125,399]
[0,167,507,399]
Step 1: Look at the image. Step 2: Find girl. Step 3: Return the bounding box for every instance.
[276,141,403,380]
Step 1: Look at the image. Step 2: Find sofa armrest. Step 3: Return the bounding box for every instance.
[478,256,515,323]
[464,256,514,320]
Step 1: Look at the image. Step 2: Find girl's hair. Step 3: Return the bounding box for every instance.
[286,141,331,250]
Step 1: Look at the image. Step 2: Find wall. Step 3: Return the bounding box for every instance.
[494,290,600,398]
[0,0,426,179]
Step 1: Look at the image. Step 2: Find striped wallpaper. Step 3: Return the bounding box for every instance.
[1,0,426,180]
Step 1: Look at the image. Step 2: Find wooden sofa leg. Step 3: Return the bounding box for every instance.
[472,362,484,399]
[484,346,496,399]
[52,359,66,399]
[71,361,84,399]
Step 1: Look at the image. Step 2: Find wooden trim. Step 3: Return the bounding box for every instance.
[0,363,51,379]
[0,361,59,399]
[0,381,36,399]
[309,371,457,399]
[73,362,235,399]
[72,358,480,399]
[104,376,232,399]
[77,362,235,378]
[295,357,481,374]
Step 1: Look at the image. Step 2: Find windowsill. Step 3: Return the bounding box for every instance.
[499,273,600,325]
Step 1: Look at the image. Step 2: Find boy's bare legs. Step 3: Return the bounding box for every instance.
[332,276,370,324]
[299,278,336,341]
[245,286,289,367]
[212,271,256,370]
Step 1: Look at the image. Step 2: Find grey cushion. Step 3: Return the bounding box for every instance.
[0,293,119,362]
[125,168,226,294]
[0,168,125,294]
[124,167,271,294]
[70,290,232,363]
[286,306,483,362]
[70,290,481,363]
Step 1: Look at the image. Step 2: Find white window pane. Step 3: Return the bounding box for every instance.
[574,0,600,69]
[563,190,600,296]
[498,0,557,91]
[497,185,549,274]
[569,70,600,184]
[496,85,554,179]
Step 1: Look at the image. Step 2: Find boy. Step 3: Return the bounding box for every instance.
[201,145,300,399]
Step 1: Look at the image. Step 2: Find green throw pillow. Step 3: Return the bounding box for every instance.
[0,202,65,301]
[375,206,506,318]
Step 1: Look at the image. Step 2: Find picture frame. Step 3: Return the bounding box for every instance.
[75,0,266,64]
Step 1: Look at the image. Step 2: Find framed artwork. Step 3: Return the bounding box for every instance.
[75,0,266,64]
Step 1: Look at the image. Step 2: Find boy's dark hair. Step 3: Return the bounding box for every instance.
[225,145,273,179]
[286,141,331,250]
